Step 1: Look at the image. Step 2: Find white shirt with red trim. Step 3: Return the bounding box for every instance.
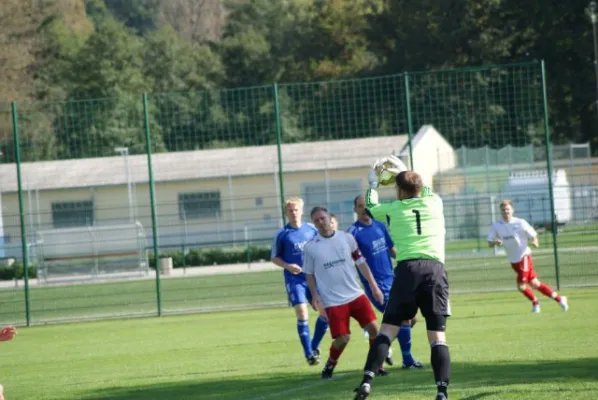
[487,217,537,263]
[303,230,366,308]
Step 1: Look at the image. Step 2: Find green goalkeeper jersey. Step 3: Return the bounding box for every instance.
[365,186,446,263]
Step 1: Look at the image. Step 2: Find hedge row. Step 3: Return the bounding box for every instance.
[0,263,38,281]
[149,246,271,269]
[0,247,271,280]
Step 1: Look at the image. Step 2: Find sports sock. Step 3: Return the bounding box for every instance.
[297,320,313,358]
[311,316,328,352]
[361,334,391,385]
[397,323,415,365]
[521,287,538,304]
[431,341,450,397]
[329,342,345,366]
[537,283,561,302]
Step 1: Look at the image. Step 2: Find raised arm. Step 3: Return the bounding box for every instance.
[365,188,393,221]
[366,155,410,221]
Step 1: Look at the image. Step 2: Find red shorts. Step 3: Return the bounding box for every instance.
[511,254,538,284]
[325,294,376,338]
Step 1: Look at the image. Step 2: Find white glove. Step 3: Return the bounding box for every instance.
[380,155,408,175]
[368,158,381,189]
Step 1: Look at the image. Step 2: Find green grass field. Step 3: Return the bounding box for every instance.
[0,223,596,325]
[0,243,596,325]
[2,288,597,400]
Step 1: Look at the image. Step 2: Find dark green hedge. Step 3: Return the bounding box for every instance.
[0,247,271,280]
[149,246,271,269]
[0,263,38,280]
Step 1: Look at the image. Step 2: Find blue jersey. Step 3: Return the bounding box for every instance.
[348,220,395,286]
[271,223,318,282]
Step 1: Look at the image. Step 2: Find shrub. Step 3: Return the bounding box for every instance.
[148,246,271,269]
[0,263,38,281]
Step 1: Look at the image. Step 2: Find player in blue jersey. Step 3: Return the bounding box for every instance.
[349,195,423,370]
[271,197,330,365]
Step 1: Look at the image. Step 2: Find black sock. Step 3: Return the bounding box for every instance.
[361,334,391,385]
[431,341,450,396]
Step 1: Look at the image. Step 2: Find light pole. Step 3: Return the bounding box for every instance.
[114,147,134,222]
[589,1,598,119]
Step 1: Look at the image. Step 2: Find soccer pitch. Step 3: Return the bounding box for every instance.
[2,288,597,400]
[1,243,596,324]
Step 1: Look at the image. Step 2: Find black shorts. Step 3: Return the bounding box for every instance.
[382,259,450,326]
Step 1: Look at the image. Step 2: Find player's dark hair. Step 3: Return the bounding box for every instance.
[353,195,362,207]
[310,206,328,217]
[395,171,423,197]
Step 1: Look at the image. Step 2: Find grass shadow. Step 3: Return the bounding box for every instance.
[81,357,598,400]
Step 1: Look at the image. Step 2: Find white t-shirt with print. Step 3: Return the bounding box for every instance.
[487,217,537,263]
[303,230,366,308]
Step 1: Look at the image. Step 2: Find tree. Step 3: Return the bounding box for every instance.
[156,0,227,43]
[48,7,155,159]
[103,0,161,34]
[143,26,223,93]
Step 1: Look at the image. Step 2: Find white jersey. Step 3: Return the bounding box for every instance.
[303,230,366,308]
[487,217,537,263]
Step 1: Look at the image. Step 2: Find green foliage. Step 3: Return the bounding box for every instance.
[36,15,90,100]
[148,246,271,269]
[143,26,224,93]
[103,0,160,34]
[0,263,38,281]
[220,0,381,84]
[1,0,596,158]
[70,15,149,99]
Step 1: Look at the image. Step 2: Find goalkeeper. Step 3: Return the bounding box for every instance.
[353,157,451,400]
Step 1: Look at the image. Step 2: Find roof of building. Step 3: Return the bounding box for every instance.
[399,125,442,156]
[0,134,411,192]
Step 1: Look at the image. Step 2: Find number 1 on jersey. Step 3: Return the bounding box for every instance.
[412,209,422,235]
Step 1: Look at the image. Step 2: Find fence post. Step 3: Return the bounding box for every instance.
[273,83,286,224]
[11,102,31,326]
[540,60,560,290]
[403,73,415,170]
[142,93,162,316]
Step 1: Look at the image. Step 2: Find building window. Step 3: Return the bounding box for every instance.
[255,197,263,206]
[179,191,221,220]
[51,200,94,228]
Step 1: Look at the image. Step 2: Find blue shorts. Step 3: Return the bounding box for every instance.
[285,277,313,307]
[363,279,393,313]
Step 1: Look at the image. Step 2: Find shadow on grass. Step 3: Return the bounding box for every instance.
[81,357,598,400]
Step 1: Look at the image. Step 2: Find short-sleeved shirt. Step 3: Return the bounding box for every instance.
[303,231,366,308]
[348,220,394,284]
[487,217,537,263]
[365,186,446,263]
[271,223,318,281]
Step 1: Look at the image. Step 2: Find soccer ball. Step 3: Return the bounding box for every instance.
[377,161,398,186]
